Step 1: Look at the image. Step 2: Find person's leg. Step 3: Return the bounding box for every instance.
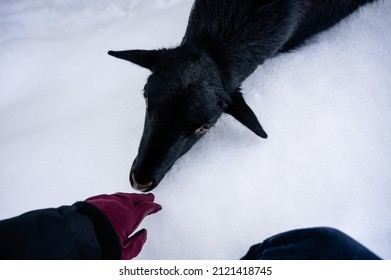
[241,227,380,260]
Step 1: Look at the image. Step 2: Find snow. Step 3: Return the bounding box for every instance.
[1,0,390,259]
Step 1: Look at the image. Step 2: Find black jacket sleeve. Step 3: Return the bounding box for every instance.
[0,202,121,260]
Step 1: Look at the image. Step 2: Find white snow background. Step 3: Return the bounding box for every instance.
[1,0,390,259]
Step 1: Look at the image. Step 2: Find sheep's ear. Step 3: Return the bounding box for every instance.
[108,49,159,71]
[225,91,268,139]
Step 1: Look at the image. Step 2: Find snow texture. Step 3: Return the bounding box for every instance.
[1,0,390,259]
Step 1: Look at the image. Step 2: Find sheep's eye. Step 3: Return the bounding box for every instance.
[143,91,148,107]
[195,124,212,135]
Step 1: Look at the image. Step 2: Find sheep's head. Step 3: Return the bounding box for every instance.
[109,47,267,192]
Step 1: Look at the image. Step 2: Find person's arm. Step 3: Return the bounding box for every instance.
[0,204,104,259]
[0,193,161,260]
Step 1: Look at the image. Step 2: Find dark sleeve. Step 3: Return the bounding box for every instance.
[241,227,381,260]
[0,202,120,260]
[74,201,121,260]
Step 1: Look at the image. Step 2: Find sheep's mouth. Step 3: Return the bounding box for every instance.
[130,173,156,192]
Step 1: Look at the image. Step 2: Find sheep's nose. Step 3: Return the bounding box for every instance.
[131,172,154,192]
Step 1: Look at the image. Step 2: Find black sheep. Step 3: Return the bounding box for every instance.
[109,0,375,192]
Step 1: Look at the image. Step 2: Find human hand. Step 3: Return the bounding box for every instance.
[85,192,162,259]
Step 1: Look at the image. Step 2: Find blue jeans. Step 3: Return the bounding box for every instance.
[241,227,380,260]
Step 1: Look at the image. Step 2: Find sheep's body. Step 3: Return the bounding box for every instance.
[182,0,375,89]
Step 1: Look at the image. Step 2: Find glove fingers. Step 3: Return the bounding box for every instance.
[114,193,160,217]
[134,200,162,218]
[130,193,156,203]
[113,192,156,204]
[122,228,148,260]
[128,200,162,234]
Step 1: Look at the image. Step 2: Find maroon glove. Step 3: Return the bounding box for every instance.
[85,192,162,259]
